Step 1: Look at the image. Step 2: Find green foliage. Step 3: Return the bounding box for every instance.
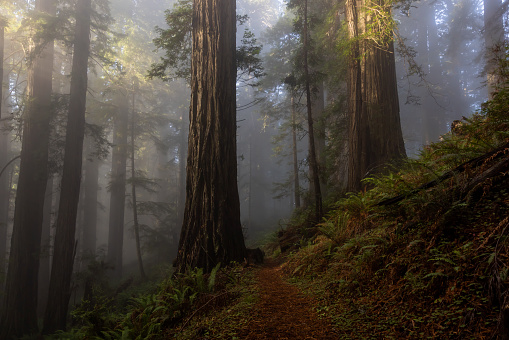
[149,0,264,86]
[149,0,193,81]
[278,47,509,338]
[52,263,241,339]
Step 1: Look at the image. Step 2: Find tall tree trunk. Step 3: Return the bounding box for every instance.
[303,0,322,221]
[363,39,406,168]
[346,0,406,191]
[43,0,91,332]
[130,87,146,280]
[81,137,99,258]
[0,0,55,336]
[0,19,4,118]
[38,176,53,318]
[346,0,365,192]
[309,81,327,198]
[484,0,504,95]
[107,93,128,279]
[423,4,445,141]
[416,4,442,145]
[0,21,9,278]
[291,96,301,209]
[174,0,246,273]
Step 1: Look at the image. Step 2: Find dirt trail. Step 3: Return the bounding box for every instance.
[238,259,339,339]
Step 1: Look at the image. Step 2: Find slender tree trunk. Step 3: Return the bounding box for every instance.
[303,0,322,221]
[0,20,4,118]
[38,176,53,318]
[291,96,301,209]
[174,0,246,273]
[0,0,55,336]
[0,22,9,277]
[107,93,128,279]
[82,137,99,258]
[309,81,327,198]
[424,4,445,141]
[43,0,91,332]
[484,0,504,95]
[130,88,146,280]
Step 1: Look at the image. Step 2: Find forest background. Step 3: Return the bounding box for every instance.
[0,0,505,337]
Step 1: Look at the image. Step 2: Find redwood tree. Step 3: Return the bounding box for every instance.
[0,0,55,336]
[174,0,246,273]
[0,17,8,276]
[106,92,129,279]
[302,0,322,221]
[43,0,92,331]
[346,0,406,191]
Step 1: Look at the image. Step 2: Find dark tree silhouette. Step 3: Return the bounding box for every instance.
[0,0,55,337]
[106,92,129,279]
[43,0,92,331]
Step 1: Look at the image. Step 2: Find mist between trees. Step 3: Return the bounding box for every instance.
[0,0,505,336]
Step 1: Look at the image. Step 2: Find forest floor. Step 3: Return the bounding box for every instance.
[235,259,340,340]
[174,257,340,339]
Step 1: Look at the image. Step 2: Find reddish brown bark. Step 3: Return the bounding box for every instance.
[174,0,246,273]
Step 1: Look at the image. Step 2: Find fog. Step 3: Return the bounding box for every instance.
[0,0,503,292]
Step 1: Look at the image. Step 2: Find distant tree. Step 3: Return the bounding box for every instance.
[346,0,406,191]
[174,0,246,273]
[301,0,322,221]
[291,95,301,208]
[106,91,129,279]
[129,80,146,280]
[43,0,92,332]
[0,16,8,277]
[0,16,5,118]
[484,0,505,95]
[81,137,100,257]
[0,0,56,336]
[261,16,304,210]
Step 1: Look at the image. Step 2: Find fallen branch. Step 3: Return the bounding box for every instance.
[378,141,509,206]
[0,155,20,178]
[179,290,231,332]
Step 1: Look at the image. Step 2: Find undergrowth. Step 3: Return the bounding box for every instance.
[281,44,509,339]
[47,263,258,339]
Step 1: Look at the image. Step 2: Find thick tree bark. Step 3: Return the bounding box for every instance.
[346,0,366,192]
[106,93,128,279]
[174,0,246,273]
[363,39,406,167]
[347,0,406,191]
[177,112,187,229]
[0,0,55,337]
[82,137,99,257]
[303,0,323,221]
[43,0,91,332]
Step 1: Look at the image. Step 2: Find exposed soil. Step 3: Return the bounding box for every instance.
[237,259,339,339]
